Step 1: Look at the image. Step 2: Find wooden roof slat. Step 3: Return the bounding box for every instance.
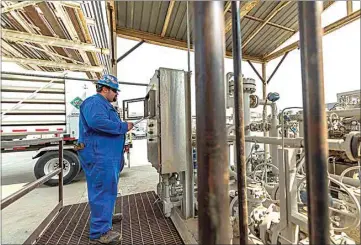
[242,1,291,49]
[244,15,296,33]
[224,1,231,15]
[224,0,260,34]
[1,1,42,14]
[161,0,175,37]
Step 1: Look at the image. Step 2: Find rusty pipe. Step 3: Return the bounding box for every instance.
[231,1,249,244]
[298,2,330,244]
[193,2,230,244]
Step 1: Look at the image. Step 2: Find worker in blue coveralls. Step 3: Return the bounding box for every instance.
[77,74,133,244]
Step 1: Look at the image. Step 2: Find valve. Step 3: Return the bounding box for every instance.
[267,92,280,103]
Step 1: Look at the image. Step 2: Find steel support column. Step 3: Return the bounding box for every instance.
[116,40,145,63]
[298,2,330,244]
[193,2,230,244]
[231,1,248,244]
[182,0,194,220]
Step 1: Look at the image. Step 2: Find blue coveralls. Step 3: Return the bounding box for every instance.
[77,94,128,239]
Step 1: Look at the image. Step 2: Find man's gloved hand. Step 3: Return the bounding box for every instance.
[127,122,134,131]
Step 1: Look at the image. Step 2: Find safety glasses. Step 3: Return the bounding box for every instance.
[109,88,118,93]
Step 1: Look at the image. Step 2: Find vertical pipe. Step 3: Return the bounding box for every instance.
[270,102,279,171]
[182,0,194,219]
[58,140,64,204]
[298,2,330,244]
[186,1,191,73]
[262,63,269,156]
[231,1,249,244]
[193,2,230,244]
[243,86,252,170]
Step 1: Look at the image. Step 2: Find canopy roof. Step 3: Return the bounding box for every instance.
[1,1,359,77]
[114,1,360,63]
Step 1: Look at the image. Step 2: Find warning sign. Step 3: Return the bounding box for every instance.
[70,97,83,110]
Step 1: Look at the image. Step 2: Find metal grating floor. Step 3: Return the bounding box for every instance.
[34,191,184,245]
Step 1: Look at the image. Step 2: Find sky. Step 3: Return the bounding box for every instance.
[1,1,360,120]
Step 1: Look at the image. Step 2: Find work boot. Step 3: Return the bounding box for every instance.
[112,213,123,223]
[89,230,122,244]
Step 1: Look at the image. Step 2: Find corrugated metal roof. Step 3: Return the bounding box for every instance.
[1,1,110,78]
[115,1,337,63]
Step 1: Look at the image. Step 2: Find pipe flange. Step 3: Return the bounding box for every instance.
[227,125,235,137]
[243,78,256,94]
[344,131,360,161]
[351,133,361,160]
[250,94,259,108]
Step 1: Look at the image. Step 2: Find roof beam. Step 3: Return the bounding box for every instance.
[264,9,361,62]
[242,1,291,48]
[1,40,40,71]
[61,1,81,9]
[1,1,43,14]
[347,0,353,15]
[20,42,86,65]
[224,1,232,15]
[1,56,104,73]
[224,0,259,34]
[116,27,264,63]
[244,15,296,33]
[1,29,109,55]
[161,1,175,37]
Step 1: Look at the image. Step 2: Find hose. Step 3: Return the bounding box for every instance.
[297,174,360,231]
[340,166,361,185]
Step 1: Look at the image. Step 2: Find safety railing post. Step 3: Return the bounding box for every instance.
[58,140,64,204]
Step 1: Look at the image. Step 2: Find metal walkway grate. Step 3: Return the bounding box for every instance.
[34,191,184,245]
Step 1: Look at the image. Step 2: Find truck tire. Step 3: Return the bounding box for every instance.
[34,150,81,187]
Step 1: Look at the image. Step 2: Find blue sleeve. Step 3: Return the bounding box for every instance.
[82,101,128,135]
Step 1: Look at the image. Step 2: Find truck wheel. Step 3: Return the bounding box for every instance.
[34,150,80,187]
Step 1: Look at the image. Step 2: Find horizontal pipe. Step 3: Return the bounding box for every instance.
[330,174,360,188]
[1,168,61,210]
[284,108,360,122]
[258,99,272,106]
[327,108,361,119]
[228,136,349,152]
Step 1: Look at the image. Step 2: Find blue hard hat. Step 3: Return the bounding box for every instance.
[96,74,120,91]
